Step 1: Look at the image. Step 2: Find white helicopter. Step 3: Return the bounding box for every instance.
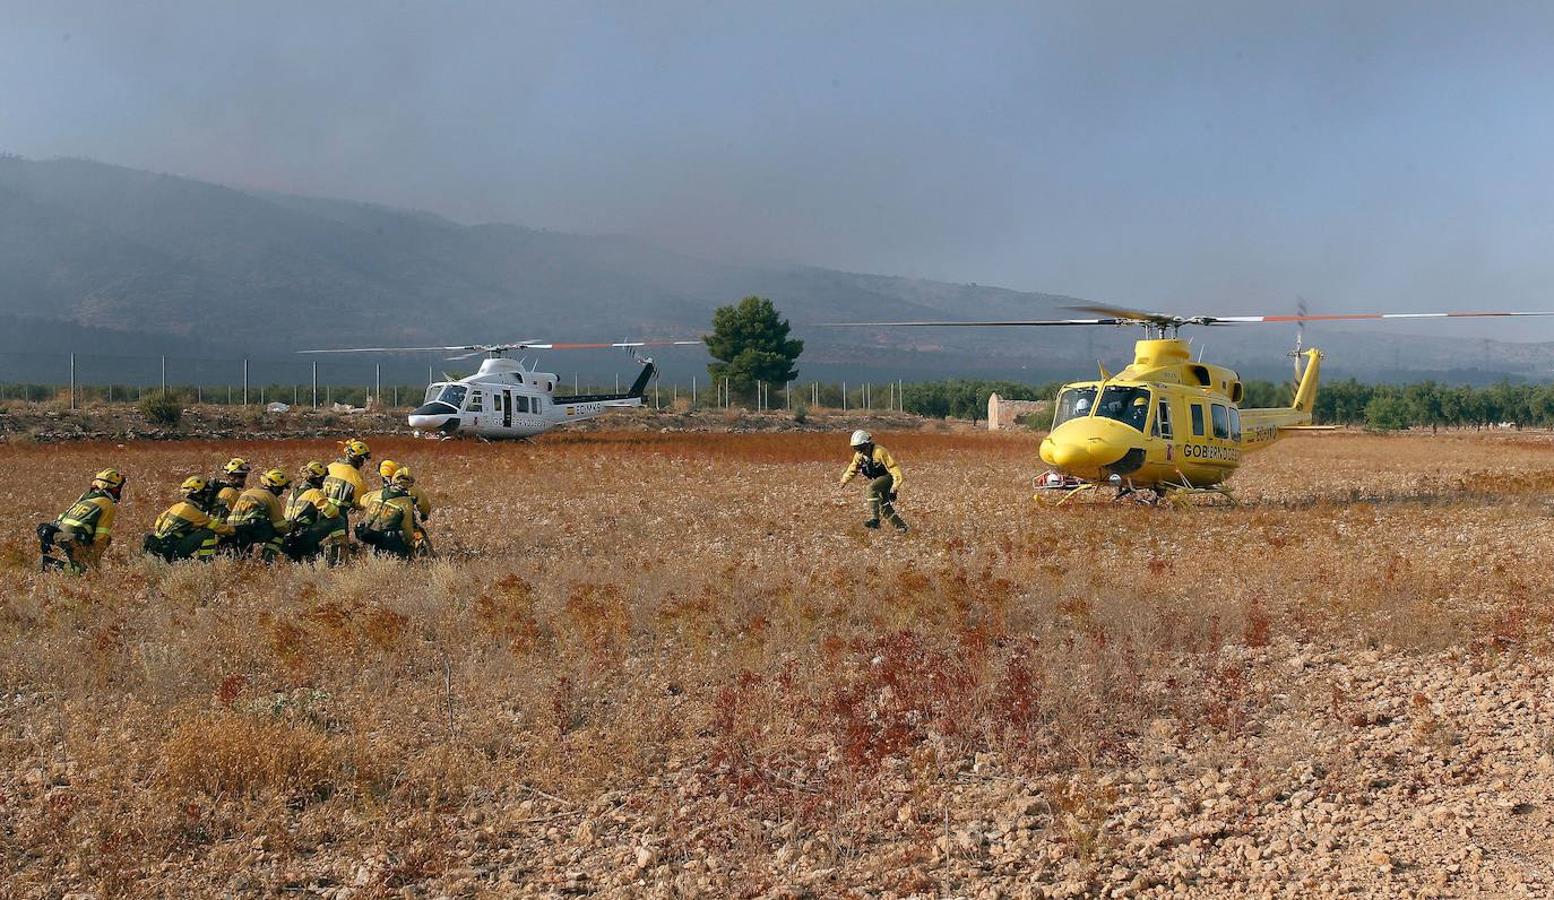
[300,339,701,439]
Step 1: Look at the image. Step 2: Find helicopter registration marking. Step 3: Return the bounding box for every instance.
[1180,443,1240,462]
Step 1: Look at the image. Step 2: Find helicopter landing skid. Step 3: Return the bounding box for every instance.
[1159,475,1238,508]
[1031,473,1150,507]
[1032,472,1236,508]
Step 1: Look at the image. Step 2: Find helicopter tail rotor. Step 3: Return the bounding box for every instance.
[1288,297,1308,403]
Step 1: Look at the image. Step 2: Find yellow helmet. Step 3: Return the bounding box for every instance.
[341,439,371,461]
[180,476,209,497]
[260,468,291,489]
[301,460,328,480]
[378,459,400,479]
[223,457,251,477]
[91,468,125,491]
[391,468,415,486]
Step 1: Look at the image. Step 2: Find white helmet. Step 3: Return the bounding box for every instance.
[850,429,872,447]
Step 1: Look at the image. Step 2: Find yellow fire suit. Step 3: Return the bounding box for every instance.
[358,486,419,558]
[146,500,235,561]
[54,490,117,572]
[229,487,292,560]
[284,484,346,562]
[840,444,907,529]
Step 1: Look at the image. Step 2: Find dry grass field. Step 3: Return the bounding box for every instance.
[5,427,1554,898]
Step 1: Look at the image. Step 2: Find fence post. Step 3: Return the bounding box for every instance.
[160,356,167,392]
[375,364,381,409]
[69,352,76,410]
[843,381,847,411]
[312,362,318,408]
[692,376,696,406]
[243,359,249,405]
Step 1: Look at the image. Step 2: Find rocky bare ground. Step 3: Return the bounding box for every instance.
[8,640,1548,898]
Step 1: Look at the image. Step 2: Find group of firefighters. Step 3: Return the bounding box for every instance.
[39,438,433,573]
[39,429,906,573]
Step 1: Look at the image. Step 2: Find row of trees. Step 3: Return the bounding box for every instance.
[1306,379,1554,430]
[899,379,1060,422]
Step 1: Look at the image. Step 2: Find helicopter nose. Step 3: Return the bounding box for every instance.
[408,402,460,433]
[1039,419,1138,479]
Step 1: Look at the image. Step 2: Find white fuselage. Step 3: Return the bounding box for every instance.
[406,357,646,439]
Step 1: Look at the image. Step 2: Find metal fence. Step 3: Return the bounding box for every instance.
[0,351,912,413]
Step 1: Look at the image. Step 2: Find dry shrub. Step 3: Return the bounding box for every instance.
[474,573,546,652]
[1,430,1552,893]
[161,709,338,799]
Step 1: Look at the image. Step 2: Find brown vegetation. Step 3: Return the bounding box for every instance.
[3,430,1554,896]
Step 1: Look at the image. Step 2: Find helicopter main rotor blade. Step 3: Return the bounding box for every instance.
[302,338,701,354]
[820,318,1125,327]
[824,309,1554,329]
[299,345,484,354]
[524,339,704,350]
[1064,304,1187,325]
[1208,310,1554,324]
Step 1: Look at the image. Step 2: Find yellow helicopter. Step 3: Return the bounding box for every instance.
[829,304,1554,503]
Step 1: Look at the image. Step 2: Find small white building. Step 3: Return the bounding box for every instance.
[988,393,1049,431]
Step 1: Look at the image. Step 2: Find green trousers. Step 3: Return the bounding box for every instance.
[284,516,347,563]
[231,519,285,561]
[143,529,220,562]
[359,527,413,559]
[867,475,906,527]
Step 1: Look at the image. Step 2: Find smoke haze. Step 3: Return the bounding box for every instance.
[5,1,1554,337]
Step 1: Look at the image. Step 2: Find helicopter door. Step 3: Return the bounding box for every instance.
[502,390,513,428]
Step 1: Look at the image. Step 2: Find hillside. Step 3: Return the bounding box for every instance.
[0,155,1551,384]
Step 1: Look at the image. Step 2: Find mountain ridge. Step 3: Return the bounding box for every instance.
[0,154,1550,384]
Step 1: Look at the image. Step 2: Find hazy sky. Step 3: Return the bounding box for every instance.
[6,0,1554,332]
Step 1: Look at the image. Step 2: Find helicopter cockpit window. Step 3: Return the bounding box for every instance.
[466,391,483,413]
[1211,403,1230,440]
[1053,387,1098,427]
[436,385,467,409]
[1229,407,1242,442]
[1096,386,1152,432]
[424,385,442,404]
